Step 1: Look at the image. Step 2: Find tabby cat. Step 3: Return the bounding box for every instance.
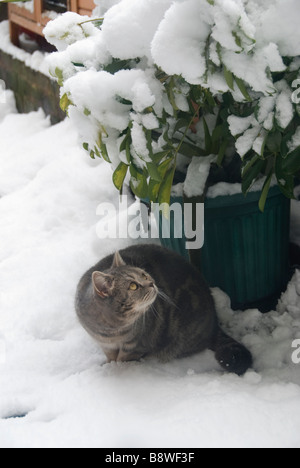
[75,244,252,375]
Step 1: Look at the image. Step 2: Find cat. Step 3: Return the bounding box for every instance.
[75,244,252,375]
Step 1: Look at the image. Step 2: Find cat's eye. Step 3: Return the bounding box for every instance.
[129,282,138,291]
[142,273,148,280]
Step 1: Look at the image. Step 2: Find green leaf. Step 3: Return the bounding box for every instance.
[157,158,173,179]
[145,129,154,158]
[176,140,207,158]
[151,150,171,165]
[58,31,70,40]
[282,146,300,175]
[99,141,111,163]
[260,131,269,158]
[115,95,133,106]
[119,133,129,153]
[130,172,148,199]
[242,154,259,176]
[211,125,224,143]
[224,66,234,91]
[204,89,217,109]
[54,67,64,87]
[280,132,294,159]
[242,156,265,195]
[259,173,273,212]
[173,118,190,135]
[93,146,100,158]
[234,77,252,102]
[158,165,176,207]
[146,162,163,182]
[96,131,111,163]
[59,93,72,113]
[119,128,132,163]
[125,138,131,164]
[148,179,161,202]
[216,140,228,167]
[113,163,128,191]
[266,131,282,154]
[203,118,212,153]
[129,160,144,176]
[275,154,295,199]
[232,32,242,51]
[277,176,295,199]
[167,82,179,113]
[104,59,133,75]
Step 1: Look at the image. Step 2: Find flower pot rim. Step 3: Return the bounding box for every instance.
[168,184,283,208]
[204,184,282,209]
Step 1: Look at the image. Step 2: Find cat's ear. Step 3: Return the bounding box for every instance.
[92,271,114,299]
[112,251,126,268]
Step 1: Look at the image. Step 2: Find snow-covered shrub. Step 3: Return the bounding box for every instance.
[44,0,300,209]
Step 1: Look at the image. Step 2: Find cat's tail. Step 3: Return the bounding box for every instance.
[210,327,253,376]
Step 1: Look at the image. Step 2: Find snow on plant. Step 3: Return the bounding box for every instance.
[44,0,300,209]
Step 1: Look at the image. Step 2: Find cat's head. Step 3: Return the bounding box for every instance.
[92,251,158,326]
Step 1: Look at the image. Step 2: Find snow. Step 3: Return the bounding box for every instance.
[102,0,173,62]
[1,0,300,448]
[42,0,300,192]
[0,90,300,448]
[246,0,300,57]
[43,12,100,52]
[228,115,254,137]
[0,22,50,77]
[184,155,217,199]
[206,176,277,199]
[275,81,294,130]
[151,0,212,83]
[61,67,164,167]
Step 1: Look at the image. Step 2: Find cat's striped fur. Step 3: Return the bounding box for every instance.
[75,244,252,375]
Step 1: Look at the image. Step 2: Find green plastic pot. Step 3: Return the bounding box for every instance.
[157,185,291,311]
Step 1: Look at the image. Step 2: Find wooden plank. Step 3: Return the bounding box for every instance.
[78,8,93,16]
[78,0,95,11]
[8,3,35,21]
[9,12,44,35]
[8,0,95,42]
[69,0,78,13]
[34,0,42,23]
[9,20,20,47]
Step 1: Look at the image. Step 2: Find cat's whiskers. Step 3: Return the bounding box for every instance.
[157,288,178,309]
[149,303,161,321]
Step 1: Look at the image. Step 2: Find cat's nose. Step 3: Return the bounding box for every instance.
[148,281,154,288]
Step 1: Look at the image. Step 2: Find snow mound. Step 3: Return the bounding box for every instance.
[0,98,300,447]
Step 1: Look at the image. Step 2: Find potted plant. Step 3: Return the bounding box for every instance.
[44,0,300,310]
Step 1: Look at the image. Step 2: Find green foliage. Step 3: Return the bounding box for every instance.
[50,12,300,211]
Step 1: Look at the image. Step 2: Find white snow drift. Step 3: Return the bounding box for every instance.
[0,87,300,447]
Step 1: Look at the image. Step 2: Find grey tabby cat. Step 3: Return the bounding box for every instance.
[76,244,252,375]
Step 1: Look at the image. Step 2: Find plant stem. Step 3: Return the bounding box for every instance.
[78,17,104,26]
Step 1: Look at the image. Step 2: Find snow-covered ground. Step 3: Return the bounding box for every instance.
[0,88,300,448]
